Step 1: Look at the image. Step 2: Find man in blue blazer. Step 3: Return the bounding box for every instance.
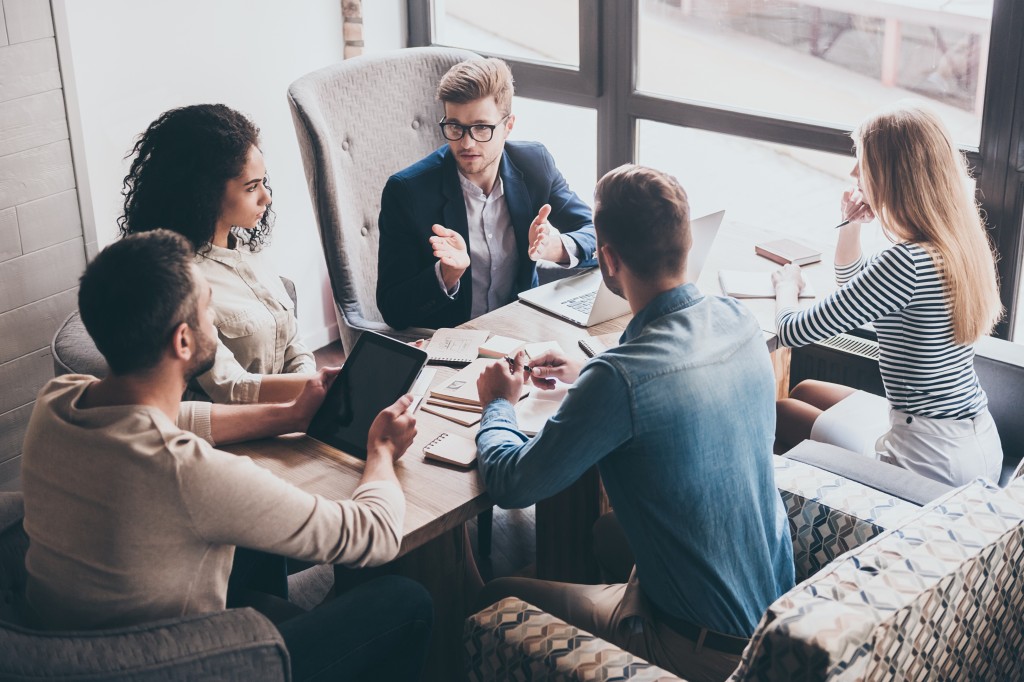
[377,58,597,330]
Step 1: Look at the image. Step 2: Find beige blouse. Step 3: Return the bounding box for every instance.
[194,243,316,403]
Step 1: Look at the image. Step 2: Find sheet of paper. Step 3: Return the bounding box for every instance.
[718,270,815,299]
[513,382,570,436]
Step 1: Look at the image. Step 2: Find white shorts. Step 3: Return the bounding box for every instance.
[811,390,1003,486]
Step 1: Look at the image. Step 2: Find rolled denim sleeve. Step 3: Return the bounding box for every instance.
[476,360,633,509]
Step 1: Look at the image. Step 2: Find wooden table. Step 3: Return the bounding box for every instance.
[225,216,839,674]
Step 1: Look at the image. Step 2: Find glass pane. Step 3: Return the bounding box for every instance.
[432,0,580,67]
[636,120,891,254]
[510,97,597,207]
[638,0,992,147]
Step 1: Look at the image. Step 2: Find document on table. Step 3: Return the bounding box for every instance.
[513,382,570,436]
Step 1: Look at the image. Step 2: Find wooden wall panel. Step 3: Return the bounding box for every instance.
[17,188,81,252]
[3,0,53,44]
[0,287,76,364]
[0,347,52,414]
[0,38,59,101]
[0,3,84,482]
[0,206,18,261]
[0,237,84,313]
[0,89,68,157]
[0,140,75,210]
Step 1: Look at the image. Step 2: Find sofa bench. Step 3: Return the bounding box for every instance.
[465,458,1024,680]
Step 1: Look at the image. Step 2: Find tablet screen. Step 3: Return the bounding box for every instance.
[306,332,427,458]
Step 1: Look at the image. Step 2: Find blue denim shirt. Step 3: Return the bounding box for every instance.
[477,283,795,637]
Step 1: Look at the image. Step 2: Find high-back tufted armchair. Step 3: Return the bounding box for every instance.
[287,46,479,353]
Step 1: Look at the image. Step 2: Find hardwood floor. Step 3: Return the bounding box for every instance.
[312,340,537,581]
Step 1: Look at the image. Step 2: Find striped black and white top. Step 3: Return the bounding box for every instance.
[776,242,986,419]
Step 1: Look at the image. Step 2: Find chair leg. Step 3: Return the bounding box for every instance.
[477,508,493,558]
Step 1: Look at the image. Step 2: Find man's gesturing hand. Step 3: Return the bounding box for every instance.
[528,204,569,263]
[430,224,470,290]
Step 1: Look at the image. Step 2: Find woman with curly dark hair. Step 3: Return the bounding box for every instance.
[120,104,316,404]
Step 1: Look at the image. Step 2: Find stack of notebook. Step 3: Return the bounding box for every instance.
[421,358,530,426]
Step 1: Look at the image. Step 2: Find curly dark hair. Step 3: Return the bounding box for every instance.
[118,104,274,253]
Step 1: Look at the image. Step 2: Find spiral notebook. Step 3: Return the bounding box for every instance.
[424,328,490,366]
[422,432,478,468]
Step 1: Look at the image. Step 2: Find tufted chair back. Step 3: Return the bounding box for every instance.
[288,46,479,353]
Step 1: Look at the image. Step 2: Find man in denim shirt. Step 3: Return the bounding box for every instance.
[475,165,794,681]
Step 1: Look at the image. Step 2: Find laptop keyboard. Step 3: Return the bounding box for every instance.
[561,290,597,313]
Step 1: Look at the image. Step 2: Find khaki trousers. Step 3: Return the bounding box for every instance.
[478,574,740,682]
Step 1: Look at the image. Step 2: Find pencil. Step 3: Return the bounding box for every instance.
[834,219,850,229]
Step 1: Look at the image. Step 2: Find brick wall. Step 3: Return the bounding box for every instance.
[0,0,87,489]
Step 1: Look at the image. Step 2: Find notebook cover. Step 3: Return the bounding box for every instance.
[423,432,478,467]
[428,358,529,406]
[754,238,822,266]
[425,328,490,365]
[420,402,482,426]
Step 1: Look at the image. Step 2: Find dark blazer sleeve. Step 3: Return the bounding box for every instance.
[540,147,598,267]
[376,175,460,330]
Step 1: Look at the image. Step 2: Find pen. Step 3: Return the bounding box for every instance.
[504,355,532,375]
[834,219,850,229]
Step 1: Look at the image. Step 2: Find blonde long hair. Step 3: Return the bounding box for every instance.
[854,102,1002,345]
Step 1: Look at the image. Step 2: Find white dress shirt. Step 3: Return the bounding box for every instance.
[435,171,582,318]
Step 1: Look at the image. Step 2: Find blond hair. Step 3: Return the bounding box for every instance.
[854,102,1002,345]
[437,58,514,114]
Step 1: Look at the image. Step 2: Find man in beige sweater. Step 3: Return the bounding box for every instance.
[20,230,431,681]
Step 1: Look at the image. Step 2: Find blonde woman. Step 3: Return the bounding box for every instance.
[773,102,1003,487]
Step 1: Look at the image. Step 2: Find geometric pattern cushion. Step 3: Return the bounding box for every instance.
[729,477,1024,681]
[465,598,682,682]
[773,457,922,582]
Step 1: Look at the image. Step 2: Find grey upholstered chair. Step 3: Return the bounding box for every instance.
[0,492,290,681]
[287,46,479,354]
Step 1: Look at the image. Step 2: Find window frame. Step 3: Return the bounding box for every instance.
[409,0,1024,339]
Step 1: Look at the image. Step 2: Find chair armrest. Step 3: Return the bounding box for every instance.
[784,439,954,505]
[465,597,683,681]
[0,608,289,681]
[772,456,922,582]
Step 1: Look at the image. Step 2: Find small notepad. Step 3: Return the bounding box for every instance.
[719,270,816,299]
[423,432,478,468]
[425,328,490,365]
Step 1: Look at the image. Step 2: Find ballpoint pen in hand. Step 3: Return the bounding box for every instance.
[504,355,532,375]
[834,219,850,229]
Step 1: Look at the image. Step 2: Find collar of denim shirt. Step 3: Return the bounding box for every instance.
[620,282,704,345]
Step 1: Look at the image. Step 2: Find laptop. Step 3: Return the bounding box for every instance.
[518,210,726,327]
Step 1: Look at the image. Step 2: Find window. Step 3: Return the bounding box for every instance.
[411,0,1024,339]
[637,0,991,147]
[431,0,580,67]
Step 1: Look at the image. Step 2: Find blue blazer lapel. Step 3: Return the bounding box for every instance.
[441,150,469,242]
[500,151,533,266]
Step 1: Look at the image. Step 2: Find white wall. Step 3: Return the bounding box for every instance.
[55,0,407,350]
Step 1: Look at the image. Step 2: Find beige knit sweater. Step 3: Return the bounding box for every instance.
[21,375,405,630]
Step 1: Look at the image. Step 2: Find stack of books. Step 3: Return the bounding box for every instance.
[421,358,531,426]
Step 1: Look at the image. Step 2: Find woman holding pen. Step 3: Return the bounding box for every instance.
[772,101,1003,487]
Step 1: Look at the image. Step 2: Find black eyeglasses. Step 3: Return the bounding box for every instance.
[438,114,510,142]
